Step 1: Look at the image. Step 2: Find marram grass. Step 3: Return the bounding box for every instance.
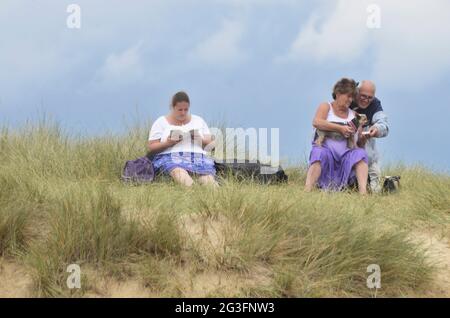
[0,119,449,297]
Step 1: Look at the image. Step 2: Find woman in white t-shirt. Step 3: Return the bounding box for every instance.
[148,91,217,186]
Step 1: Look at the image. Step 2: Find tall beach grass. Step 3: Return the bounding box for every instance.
[0,118,449,297]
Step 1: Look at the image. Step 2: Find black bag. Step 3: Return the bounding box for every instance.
[214,160,288,184]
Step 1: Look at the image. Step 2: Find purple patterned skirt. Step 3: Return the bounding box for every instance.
[309,139,368,191]
[152,152,216,176]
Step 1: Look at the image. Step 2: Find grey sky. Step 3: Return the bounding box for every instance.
[1,0,449,171]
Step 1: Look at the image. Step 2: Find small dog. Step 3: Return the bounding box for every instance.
[315,113,368,149]
[382,176,401,194]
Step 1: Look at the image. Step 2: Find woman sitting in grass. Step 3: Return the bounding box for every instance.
[148,91,217,187]
[304,78,369,194]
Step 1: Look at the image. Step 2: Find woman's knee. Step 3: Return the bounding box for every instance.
[198,174,218,186]
[308,161,322,172]
[170,168,194,186]
[170,167,187,176]
[355,159,368,169]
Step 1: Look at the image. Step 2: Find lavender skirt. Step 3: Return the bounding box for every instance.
[309,139,368,191]
[152,152,216,176]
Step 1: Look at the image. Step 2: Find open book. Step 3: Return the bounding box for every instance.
[169,128,200,141]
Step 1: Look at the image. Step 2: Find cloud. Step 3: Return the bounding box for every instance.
[93,42,144,87]
[189,19,246,66]
[213,0,298,7]
[279,0,370,64]
[278,0,450,88]
[371,0,450,87]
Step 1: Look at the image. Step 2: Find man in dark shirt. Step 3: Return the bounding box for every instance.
[350,80,389,193]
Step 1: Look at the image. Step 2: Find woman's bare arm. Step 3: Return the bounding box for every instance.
[312,103,344,133]
[147,139,180,155]
[201,134,215,149]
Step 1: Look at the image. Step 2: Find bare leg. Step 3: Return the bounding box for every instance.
[198,174,219,187]
[304,162,321,192]
[170,168,194,187]
[355,160,369,195]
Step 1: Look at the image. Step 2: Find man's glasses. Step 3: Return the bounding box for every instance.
[359,94,374,101]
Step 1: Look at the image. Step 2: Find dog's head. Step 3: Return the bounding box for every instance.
[351,113,368,129]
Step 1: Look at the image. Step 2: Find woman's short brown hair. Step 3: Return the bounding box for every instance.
[332,78,357,100]
[171,91,190,107]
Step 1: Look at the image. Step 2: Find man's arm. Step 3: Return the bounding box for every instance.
[372,111,389,138]
[368,98,389,138]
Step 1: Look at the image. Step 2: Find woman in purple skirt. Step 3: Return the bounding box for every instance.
[304,78,369,194]
[148,91,217,187]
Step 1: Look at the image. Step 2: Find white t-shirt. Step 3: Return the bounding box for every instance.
[148,114,211,155]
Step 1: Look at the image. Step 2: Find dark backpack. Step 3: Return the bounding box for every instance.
[214,160,288,184]
[121,155,155,184]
